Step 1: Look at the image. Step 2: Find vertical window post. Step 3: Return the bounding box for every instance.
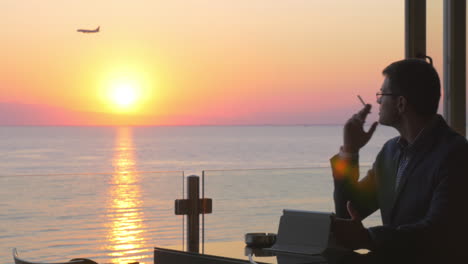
[405,0,426,59]
[444,0,466,136]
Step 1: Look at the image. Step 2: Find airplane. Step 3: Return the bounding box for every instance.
[77,26,100,33]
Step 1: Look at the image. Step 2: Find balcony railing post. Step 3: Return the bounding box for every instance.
[175,175,212,253]
[187,176,200,252]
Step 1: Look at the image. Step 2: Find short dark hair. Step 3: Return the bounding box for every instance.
[382,59,441,116]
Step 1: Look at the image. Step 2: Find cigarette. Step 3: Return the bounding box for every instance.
[357,95,366,106]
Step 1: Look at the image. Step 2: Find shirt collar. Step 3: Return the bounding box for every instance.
[396,115,441,154]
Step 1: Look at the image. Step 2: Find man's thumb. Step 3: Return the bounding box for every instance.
[366,122,378,137]
[347,201,362,221]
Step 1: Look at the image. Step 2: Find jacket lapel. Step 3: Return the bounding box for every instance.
[391,153,423,205]
[387,115,446,221]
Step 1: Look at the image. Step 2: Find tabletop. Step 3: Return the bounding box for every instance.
[154,241,378,264]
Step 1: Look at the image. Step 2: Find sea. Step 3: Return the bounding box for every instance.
[0,125,401,264]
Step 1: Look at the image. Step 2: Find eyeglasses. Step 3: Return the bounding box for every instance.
[376,92,400,102]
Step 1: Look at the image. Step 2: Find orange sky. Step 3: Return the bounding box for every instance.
[0,0,451,126]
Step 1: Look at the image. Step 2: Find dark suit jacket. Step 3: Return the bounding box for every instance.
[330,115,468,262]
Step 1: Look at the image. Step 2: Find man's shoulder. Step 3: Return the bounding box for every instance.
[434,121,468,151]
[373,136,401,163]
[441,133,468,161]
[381,136,401,150]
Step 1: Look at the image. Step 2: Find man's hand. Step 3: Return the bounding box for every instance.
[343,104,378,153]
[331,201,372,250]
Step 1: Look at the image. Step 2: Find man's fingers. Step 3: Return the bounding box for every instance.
[357,104,372,121]
[350,104,372,124]
[351,114,365,125]
[349,118,363,126]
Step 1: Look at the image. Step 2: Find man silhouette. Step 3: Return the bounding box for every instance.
[330,59,468,263]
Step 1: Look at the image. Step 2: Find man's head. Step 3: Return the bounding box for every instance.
[377,59,441,125]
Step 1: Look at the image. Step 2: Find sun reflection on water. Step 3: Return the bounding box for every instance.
[105,127,150,264]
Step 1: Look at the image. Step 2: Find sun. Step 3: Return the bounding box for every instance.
[107,78,142,112]
[111,83,138,107]
[99,63,156,114]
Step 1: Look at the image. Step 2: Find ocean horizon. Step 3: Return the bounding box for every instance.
[0,125,398,175]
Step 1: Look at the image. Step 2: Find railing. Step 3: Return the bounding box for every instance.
[200,166,381,255]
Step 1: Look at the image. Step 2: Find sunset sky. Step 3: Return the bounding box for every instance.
[0,0,450,126]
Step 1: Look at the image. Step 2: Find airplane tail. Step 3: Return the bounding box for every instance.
[96,26,100,32]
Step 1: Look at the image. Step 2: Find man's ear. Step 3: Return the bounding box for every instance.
[396,96,407,114]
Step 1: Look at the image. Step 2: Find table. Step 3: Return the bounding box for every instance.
[154,241,379,264]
